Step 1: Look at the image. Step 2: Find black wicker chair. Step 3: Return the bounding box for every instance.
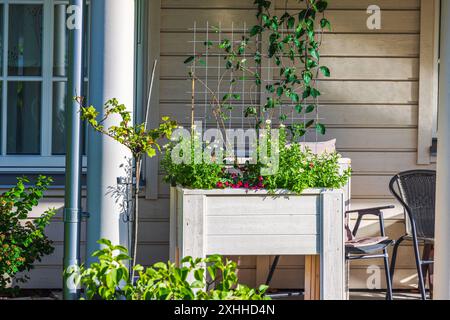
[389,170,436,300]
[344,206,395,300]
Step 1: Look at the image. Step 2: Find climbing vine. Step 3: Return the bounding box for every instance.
[184,0,331,138]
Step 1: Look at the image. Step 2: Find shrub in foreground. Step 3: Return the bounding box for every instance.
[0,176,55,292]
[67,239,269,300]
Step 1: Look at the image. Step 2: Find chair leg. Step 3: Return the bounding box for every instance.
[383,251,393,300]
[412,238,427,300]
[421,244,432,292]
[265,256,280,286]
[429,245,434,298]
[390,236,405,285]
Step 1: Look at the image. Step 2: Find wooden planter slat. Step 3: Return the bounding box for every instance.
[170,187,347,300]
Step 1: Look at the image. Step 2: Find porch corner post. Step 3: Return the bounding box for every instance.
[63,0,85,300]
[86,0,135,265]
[435,0,450,300]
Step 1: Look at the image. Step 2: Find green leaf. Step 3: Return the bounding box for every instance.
[303,87,311,99]
[319,66,331,77]
[207,266,216,281]
[266,84,275,93]
[245,106,257,118]
[97,239,112,247]
[303,71,312,84]
[265,97,275,109]
[287,16,296,29]
[295,104,303,113]
[115,254,131,261]
[309,48,319,60]
[306,105,315,113]
[320,18,332,31]
[277,86,284,97]
[154,262,168,270]
[184,56,195,64]
[316,123,326,135]
[222,93,231,101]
[311,88,321,98]
[316,1,328,12]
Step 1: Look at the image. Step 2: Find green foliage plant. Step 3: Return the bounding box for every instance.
[68,239,269,300]
[163,0,349,192]
[184,0,331,137]
[0,176,56,292]
[81,98,177,279]
[263,126,351,193]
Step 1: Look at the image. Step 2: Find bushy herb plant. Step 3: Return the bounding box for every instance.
[263,126,351,193]
[67,239,269,300]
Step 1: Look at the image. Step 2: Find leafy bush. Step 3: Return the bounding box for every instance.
[162,126,350,194]
[67,239,269,300]
[263,126,351,193]
[0,176,56,291]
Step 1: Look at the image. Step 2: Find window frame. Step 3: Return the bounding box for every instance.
[0,0,88,172]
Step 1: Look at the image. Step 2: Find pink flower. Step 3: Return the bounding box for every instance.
[244,182,250,189]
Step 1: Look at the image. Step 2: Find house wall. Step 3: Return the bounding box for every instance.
[10,0,436,291]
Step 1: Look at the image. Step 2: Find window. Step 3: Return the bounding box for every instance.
[0,0,89,172]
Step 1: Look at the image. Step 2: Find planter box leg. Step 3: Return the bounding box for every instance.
[320,192,345,300]
[304,255,321,300]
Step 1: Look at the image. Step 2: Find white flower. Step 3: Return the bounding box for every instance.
[266,119,272,125]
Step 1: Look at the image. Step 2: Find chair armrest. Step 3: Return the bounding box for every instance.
[346,205,395,216]
[347,206,394,238]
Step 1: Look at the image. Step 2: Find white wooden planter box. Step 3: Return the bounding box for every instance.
[169,159,350,300]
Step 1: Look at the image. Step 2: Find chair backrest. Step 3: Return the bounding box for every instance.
[389,170,436,239]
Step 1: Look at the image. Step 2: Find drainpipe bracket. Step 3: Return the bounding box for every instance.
[64,208,82,223]
[81,211,90,220]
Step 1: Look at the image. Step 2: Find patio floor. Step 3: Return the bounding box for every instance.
[1,290,422,300]
[268,290,422,300]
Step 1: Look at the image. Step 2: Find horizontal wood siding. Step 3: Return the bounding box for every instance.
[16,0,435,292]
[157,0,434,292]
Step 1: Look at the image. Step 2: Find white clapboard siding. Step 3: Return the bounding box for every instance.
[161,33,420,57]
[19,0,434,291]
[156,0,431,291]
[160,104,418,128]
[161,9,419,33]
[162,0,420,10]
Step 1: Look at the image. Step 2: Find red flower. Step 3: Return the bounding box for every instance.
[309,162,315,169]
[216,182,224,188]
[244,182,250,189]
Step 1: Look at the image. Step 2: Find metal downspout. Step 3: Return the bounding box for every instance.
[63,0,85,300]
